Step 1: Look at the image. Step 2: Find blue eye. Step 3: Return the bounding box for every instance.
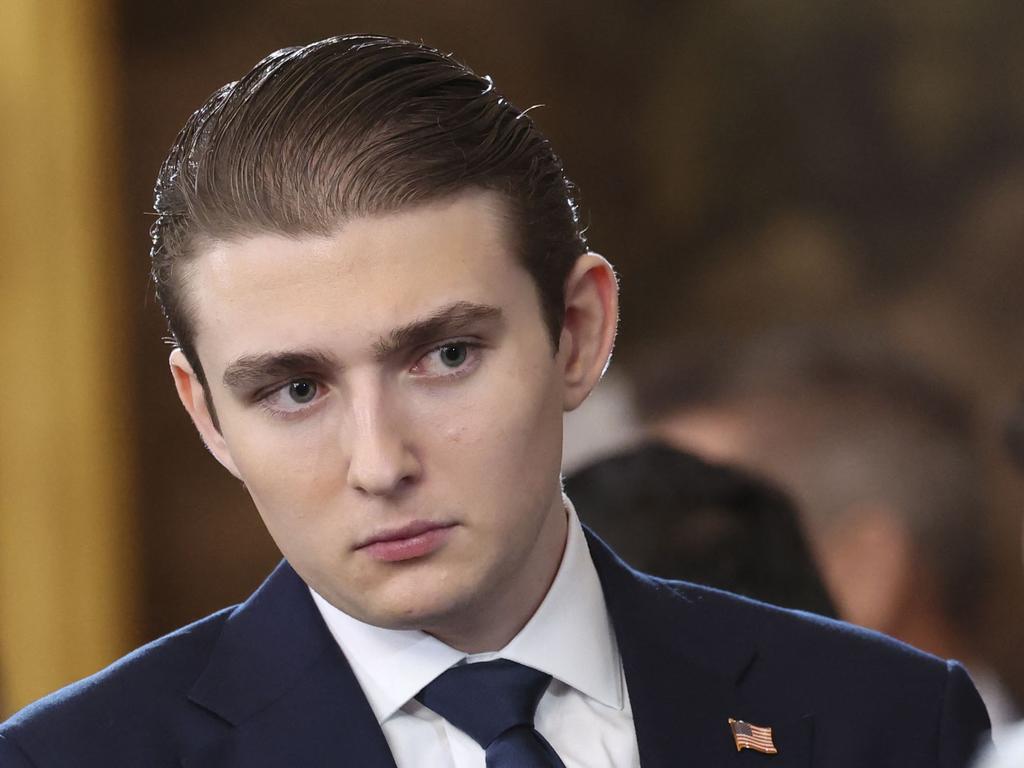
[410,340,482,379]
[438,343,468,368]
[289,379,317,403]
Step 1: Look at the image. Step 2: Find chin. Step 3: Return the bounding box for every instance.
[354,605,450,633]
[368,585,478,633]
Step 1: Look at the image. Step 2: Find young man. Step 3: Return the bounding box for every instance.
[0,34,991,767]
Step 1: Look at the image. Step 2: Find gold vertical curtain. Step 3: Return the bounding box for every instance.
[0,0,137,715]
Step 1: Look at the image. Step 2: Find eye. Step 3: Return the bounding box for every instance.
[438,343,468,368]
[411,341,481,378]
[288,379,317,403]
[258,377,324,416]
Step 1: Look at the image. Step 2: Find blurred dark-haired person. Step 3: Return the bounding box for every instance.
[0,35,989,767]
[564,442,836,617]
[639,327,1015,735]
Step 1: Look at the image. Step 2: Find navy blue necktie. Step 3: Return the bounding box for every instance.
[415,659,567,767]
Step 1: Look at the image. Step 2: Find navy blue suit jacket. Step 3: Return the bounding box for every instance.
[0,531,991,766]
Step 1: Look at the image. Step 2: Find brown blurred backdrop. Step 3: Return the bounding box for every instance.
[4,0,1024,718]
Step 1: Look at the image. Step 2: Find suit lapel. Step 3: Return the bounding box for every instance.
[177,533,814,766]
[181,561,397,768]
[586,529,813,768]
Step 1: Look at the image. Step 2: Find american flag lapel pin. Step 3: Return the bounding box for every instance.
[728,718,779,755]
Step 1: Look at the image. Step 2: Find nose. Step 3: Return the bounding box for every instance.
[346,387,421,497]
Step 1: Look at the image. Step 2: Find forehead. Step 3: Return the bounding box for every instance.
[183,191,538,364]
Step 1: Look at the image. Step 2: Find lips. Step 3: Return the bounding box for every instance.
[356,521,457,562]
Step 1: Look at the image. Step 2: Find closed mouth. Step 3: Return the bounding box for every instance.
[356,520,457,549]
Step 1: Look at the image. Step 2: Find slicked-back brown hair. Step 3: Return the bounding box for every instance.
[150,34,587,388]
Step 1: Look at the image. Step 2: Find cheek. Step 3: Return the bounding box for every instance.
[220,412,346,514]
[440,416,470,445]
[429,361,563,483]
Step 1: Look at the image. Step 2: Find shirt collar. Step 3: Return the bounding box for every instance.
[310,497,623,723]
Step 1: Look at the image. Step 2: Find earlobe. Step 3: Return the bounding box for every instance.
[559,252,619,411]
[168,348,243,479]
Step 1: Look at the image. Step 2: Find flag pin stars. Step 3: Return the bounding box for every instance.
[728,718,779,755]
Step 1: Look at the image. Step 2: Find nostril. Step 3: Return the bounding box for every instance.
[347,444,421,496]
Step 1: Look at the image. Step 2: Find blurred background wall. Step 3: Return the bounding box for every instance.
[0,0,137,717]
[4,0,1024,719]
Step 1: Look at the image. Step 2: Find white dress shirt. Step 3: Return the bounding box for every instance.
[310,500,641,767]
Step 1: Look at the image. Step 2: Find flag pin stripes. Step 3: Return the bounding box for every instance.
[728,718,778,754]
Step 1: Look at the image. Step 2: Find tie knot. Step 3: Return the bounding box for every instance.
[415,659,553,748]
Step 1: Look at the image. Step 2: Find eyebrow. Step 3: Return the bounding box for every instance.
[220,301,503,390]
[372,301,504,359]
[222,350,338,390]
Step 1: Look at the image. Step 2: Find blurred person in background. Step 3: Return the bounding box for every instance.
[637,327,1016,735]
[564,441,836,617]
[0,34,991,767]
[966,406,1024,768]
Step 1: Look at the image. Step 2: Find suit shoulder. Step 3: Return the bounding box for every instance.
[660,577,950,677]
[660,578,990,760]
[0,606,235,755]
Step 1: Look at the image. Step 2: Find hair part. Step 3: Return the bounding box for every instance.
[150,35,587,393]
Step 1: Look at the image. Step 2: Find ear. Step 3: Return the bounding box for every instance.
[558,252,619,411]
[169,348,243,480]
